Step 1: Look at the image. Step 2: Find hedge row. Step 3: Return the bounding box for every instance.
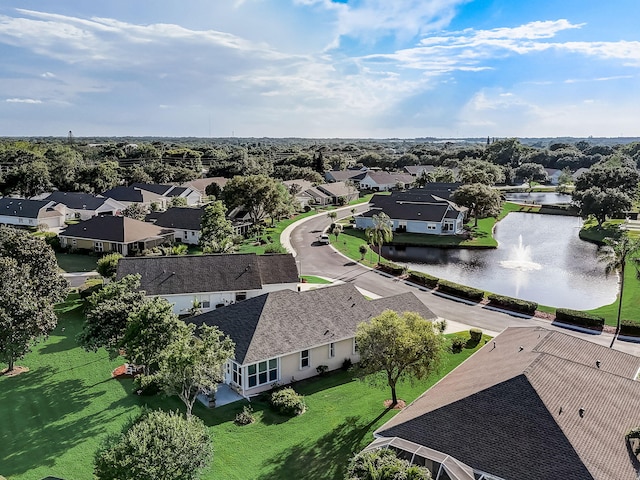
[379,262,405,275]
[437,279,484,301]
[408,271,439,289]
[487,293,538,315]
[620,320,640,337]
[555,308,604,328]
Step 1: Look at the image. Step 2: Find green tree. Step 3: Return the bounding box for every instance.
[365,213,393,265]
[459,159,504,185]
[222,175,289,225]
[96,253,123,281]
[452,183,502,227]
[359,244,368,261]
[432,167,457,183]
[599,236,640,348]
[4,161,52,197]
[484,137,523,166]
[200,201,238,253]
[90,160,121,193]
[327,211,338,223]
[204,181,222,199]
[332,224,343,243]
[153,324,235,418]
[122,203,147,220]
[79,274,146,355]
[346,448,432,480]
[575,187,632,227]
[355,310,446,406]
[170,196,188,208]
[94,409,212,480]
[514,162,549,188]
[120,297,184,375]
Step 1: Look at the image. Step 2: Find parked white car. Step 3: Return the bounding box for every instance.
[319,234,330,244]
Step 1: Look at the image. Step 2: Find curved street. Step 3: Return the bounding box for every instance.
[283,205,640,356]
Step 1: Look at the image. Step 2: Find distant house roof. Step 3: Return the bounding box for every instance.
[44,191,116,211]
[151,206,204,231]
[61,216,174,243]
[316,181,358,198]
[572,167,589,180]
[326,170,367,182]
[305,187,331,200]
[364,189,465,222]
[0,198,54,219]
[187,283,436,364]
[116,253,299,296]
[404,165,437,175]
[101,186,144,203]
[376,326,640,480]
[130,183,190,198]
[363,171,415,186]
[413,183,462,201]
[283,179,314,193]
[182,177,228,195]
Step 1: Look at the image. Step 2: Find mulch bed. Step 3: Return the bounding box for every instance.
[383,399,406,410]
[1,366,29,377]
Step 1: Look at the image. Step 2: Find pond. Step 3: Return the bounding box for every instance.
[382,212,618,310]
[504,192,573,205]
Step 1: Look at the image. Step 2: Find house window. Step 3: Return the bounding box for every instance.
[236,292,247,302]
[201,300,210,309]
[353,339,359,355]
[232,362,242,387]
[329,342,335,358]
[94,241,104,252]
[71,239,77,247]
[427,224,437,230]
[247,359,278,387]
[300,350,310,369]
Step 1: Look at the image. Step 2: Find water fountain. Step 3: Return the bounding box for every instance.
[499,235,542,271]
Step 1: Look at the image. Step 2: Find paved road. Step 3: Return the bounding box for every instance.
[285,206,640,356]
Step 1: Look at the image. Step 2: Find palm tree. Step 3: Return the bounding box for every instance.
[365,213,393,266]
[599,235,640,348]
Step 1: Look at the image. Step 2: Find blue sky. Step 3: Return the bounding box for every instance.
[1,0,639,138]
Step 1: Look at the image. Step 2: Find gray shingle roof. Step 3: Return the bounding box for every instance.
[316,181,357,198]
[61,216,174,243]
[130,183,174,196]
[364,171,415,185]
[152,207,204,231]
[101,186,144,202]
[44,191,110,210]
[376,326,640,480]
[187,283,436,365]
[116,253,299,296]
[0,198,51,218]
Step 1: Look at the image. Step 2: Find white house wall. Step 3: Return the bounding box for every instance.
[173,229,200,245]
[355,215,463,235]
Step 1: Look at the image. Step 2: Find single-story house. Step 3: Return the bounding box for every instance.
[146,206,204,245]
[355,188,466,235]
[187,283,436,397]
[43,191,127,221]
[404,165,437,176]
[298,181,359,207]
[358,172,415,191]
[325,169,367,184]
[116,253,300,315]
[101,183,200,210]
[130,183,200,207]
[368,326,640,480]
[181,177,229,201]
[60,215,174,255]
[0,198,66,229]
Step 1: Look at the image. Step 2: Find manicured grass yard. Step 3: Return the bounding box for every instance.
[0,293,487,480]
[55,253,98,273]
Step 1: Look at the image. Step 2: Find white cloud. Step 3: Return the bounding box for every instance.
[6,98,42,103]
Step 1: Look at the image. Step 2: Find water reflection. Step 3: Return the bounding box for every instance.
[383,213,617,310]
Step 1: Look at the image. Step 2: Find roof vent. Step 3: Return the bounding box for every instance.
[519,345,524,352]
[579,408,585,418]
[595,360,601,368]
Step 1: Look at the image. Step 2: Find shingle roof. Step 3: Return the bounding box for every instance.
[364,196,452,222]
[61,216,174,243]
[376,327,640,480]
[130,183,174,196]
[364,172,415,185]
[327,170,367,182]
[44,191,111,210]
[152,207,204,231]
[101,186,144,203]
[316,181,357,198]
[182,177,228,194]
[115,253,299,296]
[187,283,436,365]
[0,198,51,218]
[404,165,437,175]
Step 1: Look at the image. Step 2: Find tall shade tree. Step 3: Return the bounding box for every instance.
[599,236,640,348]
[96,253,123,281]
[3,161,52,198]
[222,174,292,225]
[346,448,432,480]
[459,159,505,185]
[153,324,235,418]
[94,409,212,480]
[0,227,68,371]
[452,183,502,227]
[120,297,184,375]
[514,162,549,188]
[355,310,446,406]
[199,200,238,253]
[365,212,393,265]
[122,203,147,220]
[79,274,146,356]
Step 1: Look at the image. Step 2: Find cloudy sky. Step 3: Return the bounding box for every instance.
[1,0,639,138]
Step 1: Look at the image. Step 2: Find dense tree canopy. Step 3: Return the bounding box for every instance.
[452,183,502,226]
[222,174,292,224]
[346,449,432,480]
[355,310,446,406]
[459,159,505,185]
[94,409,212,480]
[200,200,238,253]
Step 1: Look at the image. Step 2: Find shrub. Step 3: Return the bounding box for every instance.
[270,387,306,416]
[379,262,404,276]
[316,365,329,376]
[79,282,102,299]
[469,328,483,344]
[264,243,287,254]
[620,320,640,337]
[235,405,255,426]
[408,270,439,289]
[437,279,484,301]
[555,308,604,328]
[450,337,467,353]
[487,293,538,315]
[341,358,353,371]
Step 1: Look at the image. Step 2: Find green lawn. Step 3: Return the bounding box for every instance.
[587,258,640,325]
[55,253,98,273]
[0,294,488,480]
[300,275,333,284]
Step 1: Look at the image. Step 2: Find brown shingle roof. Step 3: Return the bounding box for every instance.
[61,216,173,243]
[187,283,437,365]
[376,327,640,480]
